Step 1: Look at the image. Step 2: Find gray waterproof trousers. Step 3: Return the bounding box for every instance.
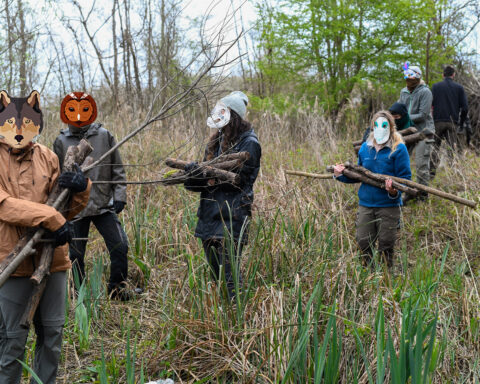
[0,271,66,384]
[414,136,434,186]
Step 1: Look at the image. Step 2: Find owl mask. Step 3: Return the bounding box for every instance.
[60,92,97,128]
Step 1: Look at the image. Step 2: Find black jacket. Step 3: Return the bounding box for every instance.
[185,129,261,242]
[432,77,468,125]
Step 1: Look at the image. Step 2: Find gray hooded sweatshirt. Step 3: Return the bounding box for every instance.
[53,123,127,218]
[398,83,435,135]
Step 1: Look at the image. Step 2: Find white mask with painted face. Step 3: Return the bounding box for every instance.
[206,102,230,129]
[374,117,390,145]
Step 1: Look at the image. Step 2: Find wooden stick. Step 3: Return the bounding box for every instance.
[344,162,419,196]
[20,245,54,329]
[327,166,387,189]
[348,163,477,208]
[285,170,333,179]
[163,160,241,185]
[20,278,48,329]
[352,127,418,146]
[161,165,240,185]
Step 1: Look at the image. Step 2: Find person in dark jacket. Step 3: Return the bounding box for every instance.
[334,110,411,267]
[184,91,261,299]
[53,92,132,300]
[430,65,469,178]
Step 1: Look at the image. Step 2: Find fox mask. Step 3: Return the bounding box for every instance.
[0,90,43,149]
[60,92,97,127]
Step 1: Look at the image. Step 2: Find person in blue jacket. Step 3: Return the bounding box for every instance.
[184,91,261,298]
[334,110,411,267]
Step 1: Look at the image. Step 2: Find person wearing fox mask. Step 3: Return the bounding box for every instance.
[183,91,261,299]
[0,90,91,383]
[53,92,135,301]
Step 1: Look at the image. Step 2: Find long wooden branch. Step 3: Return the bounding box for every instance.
[327,165,418,196]
[347,163,477,208]
[344,162,419,196]
[161,164,240,186]
[285,170,333,179]
[18,142,94,329]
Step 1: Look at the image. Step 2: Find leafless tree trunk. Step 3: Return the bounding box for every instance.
[5,0,14,93]
[112,0,119,105]
[18,0,27,95]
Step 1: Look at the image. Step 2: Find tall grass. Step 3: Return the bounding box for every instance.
[28,106,480,382]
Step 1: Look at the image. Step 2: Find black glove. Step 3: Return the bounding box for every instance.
[51,222,74,247]
[184,161,200,175]
[58,164,87,193]
[113,200,126,214]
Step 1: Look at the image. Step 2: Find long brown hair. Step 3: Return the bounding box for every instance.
[368,110,404,154]
[205,110,251,160]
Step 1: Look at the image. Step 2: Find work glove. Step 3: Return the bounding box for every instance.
[184,162,202,177]
[113,200,126,214]
[58,164,88,193]
[50,221,74,247]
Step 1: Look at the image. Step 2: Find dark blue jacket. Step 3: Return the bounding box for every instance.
[185,129,261,242]
[337,141,411,207]
[432,77,468,126]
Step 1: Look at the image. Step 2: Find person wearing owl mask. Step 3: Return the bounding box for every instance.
[0,90,91,383]
[53,92,136,301]
[397,63,435,203]
[183,91,261,300]
[333,111,411,268]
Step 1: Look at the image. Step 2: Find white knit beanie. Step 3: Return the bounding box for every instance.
[220,91,249,119]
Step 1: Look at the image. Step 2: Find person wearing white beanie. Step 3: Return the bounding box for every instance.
[183,91,261,299]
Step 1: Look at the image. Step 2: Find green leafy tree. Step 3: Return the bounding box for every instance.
[253,0,479,117]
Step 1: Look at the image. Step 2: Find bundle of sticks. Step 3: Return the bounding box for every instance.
[0,139,94,328]
[285,163,476,208]
[161,151,250,186]
[352,127,424,153]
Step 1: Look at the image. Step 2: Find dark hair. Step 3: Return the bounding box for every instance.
[205,110,251,160]
[443,66,455,77]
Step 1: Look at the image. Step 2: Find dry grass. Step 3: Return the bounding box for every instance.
[21,105,480,383]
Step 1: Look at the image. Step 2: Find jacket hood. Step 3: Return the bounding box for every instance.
[237,128,258,144]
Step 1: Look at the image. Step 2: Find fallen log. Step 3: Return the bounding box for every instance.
[347,163,477,208]
[352,127,418,147]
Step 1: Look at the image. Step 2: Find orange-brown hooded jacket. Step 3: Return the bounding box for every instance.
[0,140,91,276]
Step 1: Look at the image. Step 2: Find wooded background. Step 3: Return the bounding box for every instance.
[1,0,479,123]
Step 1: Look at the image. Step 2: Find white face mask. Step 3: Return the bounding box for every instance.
[206,102,230,129]
[373,117,390,145]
